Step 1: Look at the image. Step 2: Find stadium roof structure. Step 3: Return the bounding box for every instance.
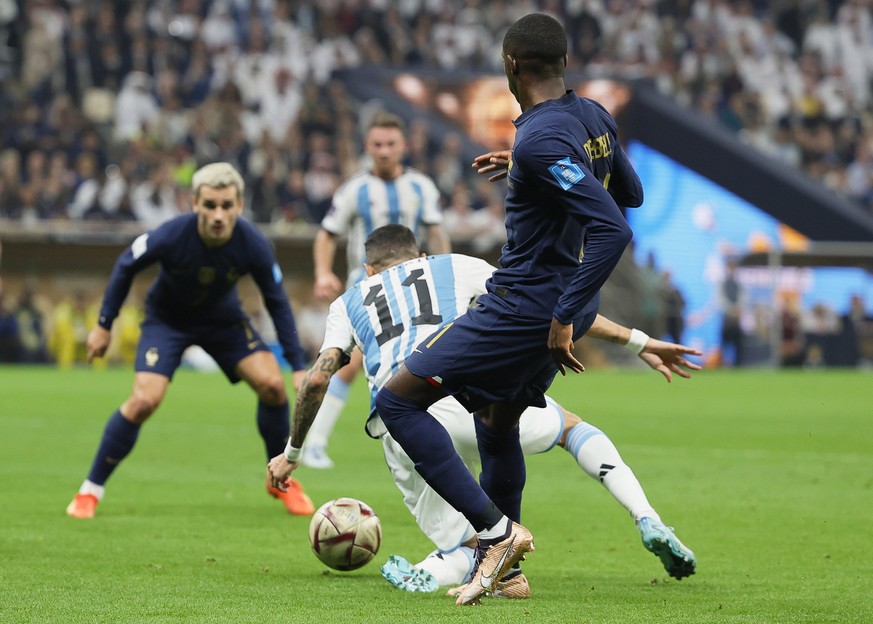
[737,241,873,273]
[624,82,873,243]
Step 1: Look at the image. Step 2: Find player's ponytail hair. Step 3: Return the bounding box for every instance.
[192,162,245,199]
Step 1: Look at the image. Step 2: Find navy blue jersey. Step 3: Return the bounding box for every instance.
[97,213,307,371]
[489,91,641,325]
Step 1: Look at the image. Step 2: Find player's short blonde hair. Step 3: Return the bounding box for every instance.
[192,162,245,198]
[367,111,406,135]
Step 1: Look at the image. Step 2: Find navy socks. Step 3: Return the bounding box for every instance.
[475,417,525,523]
[86,409,141,485]
[257,401,290,460]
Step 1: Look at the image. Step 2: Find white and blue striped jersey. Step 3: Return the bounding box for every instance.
[321,168,443,285]
[320,253,495,437]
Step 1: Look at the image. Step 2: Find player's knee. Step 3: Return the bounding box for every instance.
[255,376,287,405]
[124,393,162,423]
[558,409,582,448]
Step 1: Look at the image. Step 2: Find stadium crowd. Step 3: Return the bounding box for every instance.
[1,0,872,230]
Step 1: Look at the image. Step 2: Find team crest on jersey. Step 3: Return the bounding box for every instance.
[226,267,239,283]
[548,157,585,190]
[145,347,159,367]
[198,267,216,285]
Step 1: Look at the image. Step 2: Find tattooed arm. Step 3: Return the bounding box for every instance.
[267,348,347,487]
[289,348,347,447]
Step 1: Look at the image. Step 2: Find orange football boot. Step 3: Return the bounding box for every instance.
[266,477,315,516]
[66,493,99,519]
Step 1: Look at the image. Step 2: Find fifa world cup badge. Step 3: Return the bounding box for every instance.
[145,347,159,367]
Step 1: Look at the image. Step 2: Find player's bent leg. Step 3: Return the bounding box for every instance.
[236,351,287,406]
[377,372,495,526]
[236,352,314,516]
[121,371,171,423]
[474,404,526,523]
[67,372,169,519]
[379,429,479,590]
[556,406,697,578]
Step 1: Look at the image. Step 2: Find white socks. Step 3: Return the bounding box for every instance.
[417,547,476,586]
[564,422,660,523]
[79,480,105,501]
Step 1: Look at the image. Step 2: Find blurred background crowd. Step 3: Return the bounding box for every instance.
[1,0,872,368]
[2,0,873,226]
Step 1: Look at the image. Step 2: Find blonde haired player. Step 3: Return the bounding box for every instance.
[67,162,314,519]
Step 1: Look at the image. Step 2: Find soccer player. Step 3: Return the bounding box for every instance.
[268,225,698,596]
[304,111,450,469]
[66,162,314,519]
[373,14,647,605]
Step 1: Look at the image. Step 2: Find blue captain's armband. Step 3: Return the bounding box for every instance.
[548,157,585,190]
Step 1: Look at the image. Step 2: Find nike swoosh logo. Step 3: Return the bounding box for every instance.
[247,341,260,349]
[413,348,422,354]
[479,534,515,590]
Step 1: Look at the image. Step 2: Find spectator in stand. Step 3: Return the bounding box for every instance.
[6,0,873,223]
[67,151,101,220]
[0,148,21,218]
[130,161,180,227]
[113,71,159,143]
[719,259,746,367]
[14,284,51,363]
[662,270,686,344]
[0,283,21,362]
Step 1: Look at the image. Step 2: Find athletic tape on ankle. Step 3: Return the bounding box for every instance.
[624,328,649,355]
[283,441,302,462]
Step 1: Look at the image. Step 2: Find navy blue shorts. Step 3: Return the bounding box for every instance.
[404,297,598,412]
[135,315,270,382]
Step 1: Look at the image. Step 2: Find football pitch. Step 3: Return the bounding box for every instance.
[1,365,870,623]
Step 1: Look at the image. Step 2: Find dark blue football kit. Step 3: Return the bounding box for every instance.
[98,212,307,380]
[403,92,641,411]
[376,90,643,531]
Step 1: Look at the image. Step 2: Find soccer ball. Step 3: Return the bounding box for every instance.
[308,497,382,571]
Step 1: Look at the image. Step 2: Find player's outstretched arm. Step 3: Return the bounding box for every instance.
[267,347,346,490]
[471,150,511,182]
[585,314,701,382]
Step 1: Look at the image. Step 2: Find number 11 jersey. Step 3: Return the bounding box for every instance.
[320,253,495,436]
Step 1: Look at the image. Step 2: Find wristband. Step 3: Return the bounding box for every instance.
[624,328,649,355]
[283,440,302,462]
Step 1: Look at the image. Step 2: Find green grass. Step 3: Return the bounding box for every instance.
[0,366,871,623]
